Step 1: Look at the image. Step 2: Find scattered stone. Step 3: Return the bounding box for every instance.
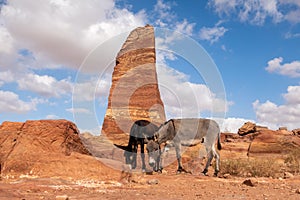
[147,179,159,185]
[122,164,132,172]
[295,189,300,194]
[238,122,256,136]
[279,127,288,131]
[284,172,294,179]
[242,178,258,187]
[223,173,231,179]
[55,195,69,200]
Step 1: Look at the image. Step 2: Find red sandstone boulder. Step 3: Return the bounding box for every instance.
[221,129,300,160]
[292,128,300,136]
[248,129,300,157]
[0,120,119,180]
[238,122,268,136]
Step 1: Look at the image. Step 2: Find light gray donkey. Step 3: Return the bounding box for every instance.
[146,118,221,176]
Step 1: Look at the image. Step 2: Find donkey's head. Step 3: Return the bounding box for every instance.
[145,138,160,168]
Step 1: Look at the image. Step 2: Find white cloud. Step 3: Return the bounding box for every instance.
[0,70,14,86]
[0,26,14,54]
[283,86,300,104]
[279,0,300,23]
[0,0,146,71]
[79,126,102,135]
[199,25,228,43]
[0,90,36,113]
[208,0,237,16]
[66,108,91,114]
[265,57,300,78]
[73,74,111,102]
[208,0,300,25]
[157,61,229,119]
[221,45,227,51]
[175,19,196,36]
[155,25,229,119]
[279,0,300,7]
[285,9,300,23]
[285,32,300,39]
[253,85,300,130]
[17,73,72,98]
[152,0,195,36]
[214,117,255,133]
[46,114,59,119]
[153,0,176,27]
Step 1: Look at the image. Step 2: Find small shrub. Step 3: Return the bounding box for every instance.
[220,158,282,177]
[285,148,300,174]
[220,159,243,176]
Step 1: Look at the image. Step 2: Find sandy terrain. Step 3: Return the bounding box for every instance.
[1,171,300,200]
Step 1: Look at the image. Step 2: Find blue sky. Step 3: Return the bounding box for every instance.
[0,0,300,133]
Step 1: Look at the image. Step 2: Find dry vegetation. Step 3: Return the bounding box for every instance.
[285,148,300,174]
[220,158,283,177]
[220,148,300,178]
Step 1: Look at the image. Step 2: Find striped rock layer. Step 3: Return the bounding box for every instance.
[101,25,166,141]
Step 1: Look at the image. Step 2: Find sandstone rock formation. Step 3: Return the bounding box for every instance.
[238,121,268,136]
[292,128,300,136]
[102,25,166,142]
[222,127,300,160]
[248,129,300,157]
[0,120,119,180]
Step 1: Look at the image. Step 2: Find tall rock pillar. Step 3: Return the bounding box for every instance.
[101,25,166,142]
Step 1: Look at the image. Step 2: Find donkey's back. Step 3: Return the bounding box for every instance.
[172,118,220,146]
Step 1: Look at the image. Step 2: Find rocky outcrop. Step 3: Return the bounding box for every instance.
[238,122,268,136]
[248,129,300,157]
[0,120,119,180]
[221,127,300,160]
[292,128,300,136]
[102,25,166,142]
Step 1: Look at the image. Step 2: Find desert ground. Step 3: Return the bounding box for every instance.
[1,170,300,200]
[1,120,300,199]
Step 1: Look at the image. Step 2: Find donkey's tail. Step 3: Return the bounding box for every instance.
[217,131,222,150]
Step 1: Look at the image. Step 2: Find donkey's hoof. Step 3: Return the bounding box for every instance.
[213,171,219,177]
[202,170,209,176]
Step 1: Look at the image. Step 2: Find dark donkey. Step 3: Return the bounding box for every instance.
[146,118,222,176]
[123,120,160,172]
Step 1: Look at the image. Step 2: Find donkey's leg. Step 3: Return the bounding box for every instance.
[140,140,146,172]
[174,143,183,173]
[132,141,138,169]
[212,146,220,177]
[202,147,213,175]
[157,145,165,172]
[125,136,134,167]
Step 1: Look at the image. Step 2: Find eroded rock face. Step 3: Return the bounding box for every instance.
[292,128,300,136]
[238,122,268,136]
[221,129,300,160]
[102,25,166,141]
[248,129,300,156]
[0,120,119,180]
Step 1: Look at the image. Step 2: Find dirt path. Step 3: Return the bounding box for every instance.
[1,173,300,200]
